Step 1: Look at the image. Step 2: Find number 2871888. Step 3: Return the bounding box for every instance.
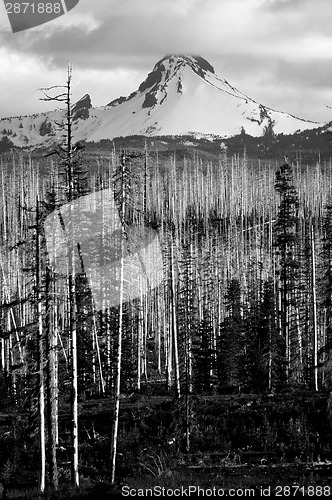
[5,3,62,14]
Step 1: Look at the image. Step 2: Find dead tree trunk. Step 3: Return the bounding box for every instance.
[36,196,46,493]
[110,152,127,483]
[45,264,58,490]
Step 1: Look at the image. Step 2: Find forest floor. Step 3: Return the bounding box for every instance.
[1,389,332,498]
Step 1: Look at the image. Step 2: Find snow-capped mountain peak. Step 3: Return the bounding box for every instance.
[89,53,321,140]
[0,54,324,149]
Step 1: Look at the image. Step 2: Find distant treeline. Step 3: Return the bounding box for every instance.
[1,123,331,162]
[83,126,332,163]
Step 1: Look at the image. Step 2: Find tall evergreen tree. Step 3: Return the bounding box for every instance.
[217,278,244,392]
[274,163,300,383]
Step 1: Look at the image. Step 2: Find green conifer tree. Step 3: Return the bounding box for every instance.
[274,163,300,383]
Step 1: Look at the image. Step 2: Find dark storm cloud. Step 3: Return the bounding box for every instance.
[3,14,203,69]
[2,0,332,72]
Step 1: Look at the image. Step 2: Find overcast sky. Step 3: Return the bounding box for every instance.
[0,0,331,124]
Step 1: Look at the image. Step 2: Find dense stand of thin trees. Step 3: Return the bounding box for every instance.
[1,122,332,488]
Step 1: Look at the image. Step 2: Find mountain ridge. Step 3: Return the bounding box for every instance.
[0,54,326,150]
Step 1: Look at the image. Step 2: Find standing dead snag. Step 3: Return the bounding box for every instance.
[40,63,79,487]
[311,225,318,391]
[110,151,129,483]
[36,196,46,493]
[109,150,155,482]
[45,263,59,491]
[170,241,180,399]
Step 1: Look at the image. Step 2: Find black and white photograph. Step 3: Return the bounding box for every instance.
[0,0,332,498]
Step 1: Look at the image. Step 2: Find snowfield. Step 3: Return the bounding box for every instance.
[0,55,324,149]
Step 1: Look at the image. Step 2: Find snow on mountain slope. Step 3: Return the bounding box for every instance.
[0,55,324,149]
[88,54,322,141]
